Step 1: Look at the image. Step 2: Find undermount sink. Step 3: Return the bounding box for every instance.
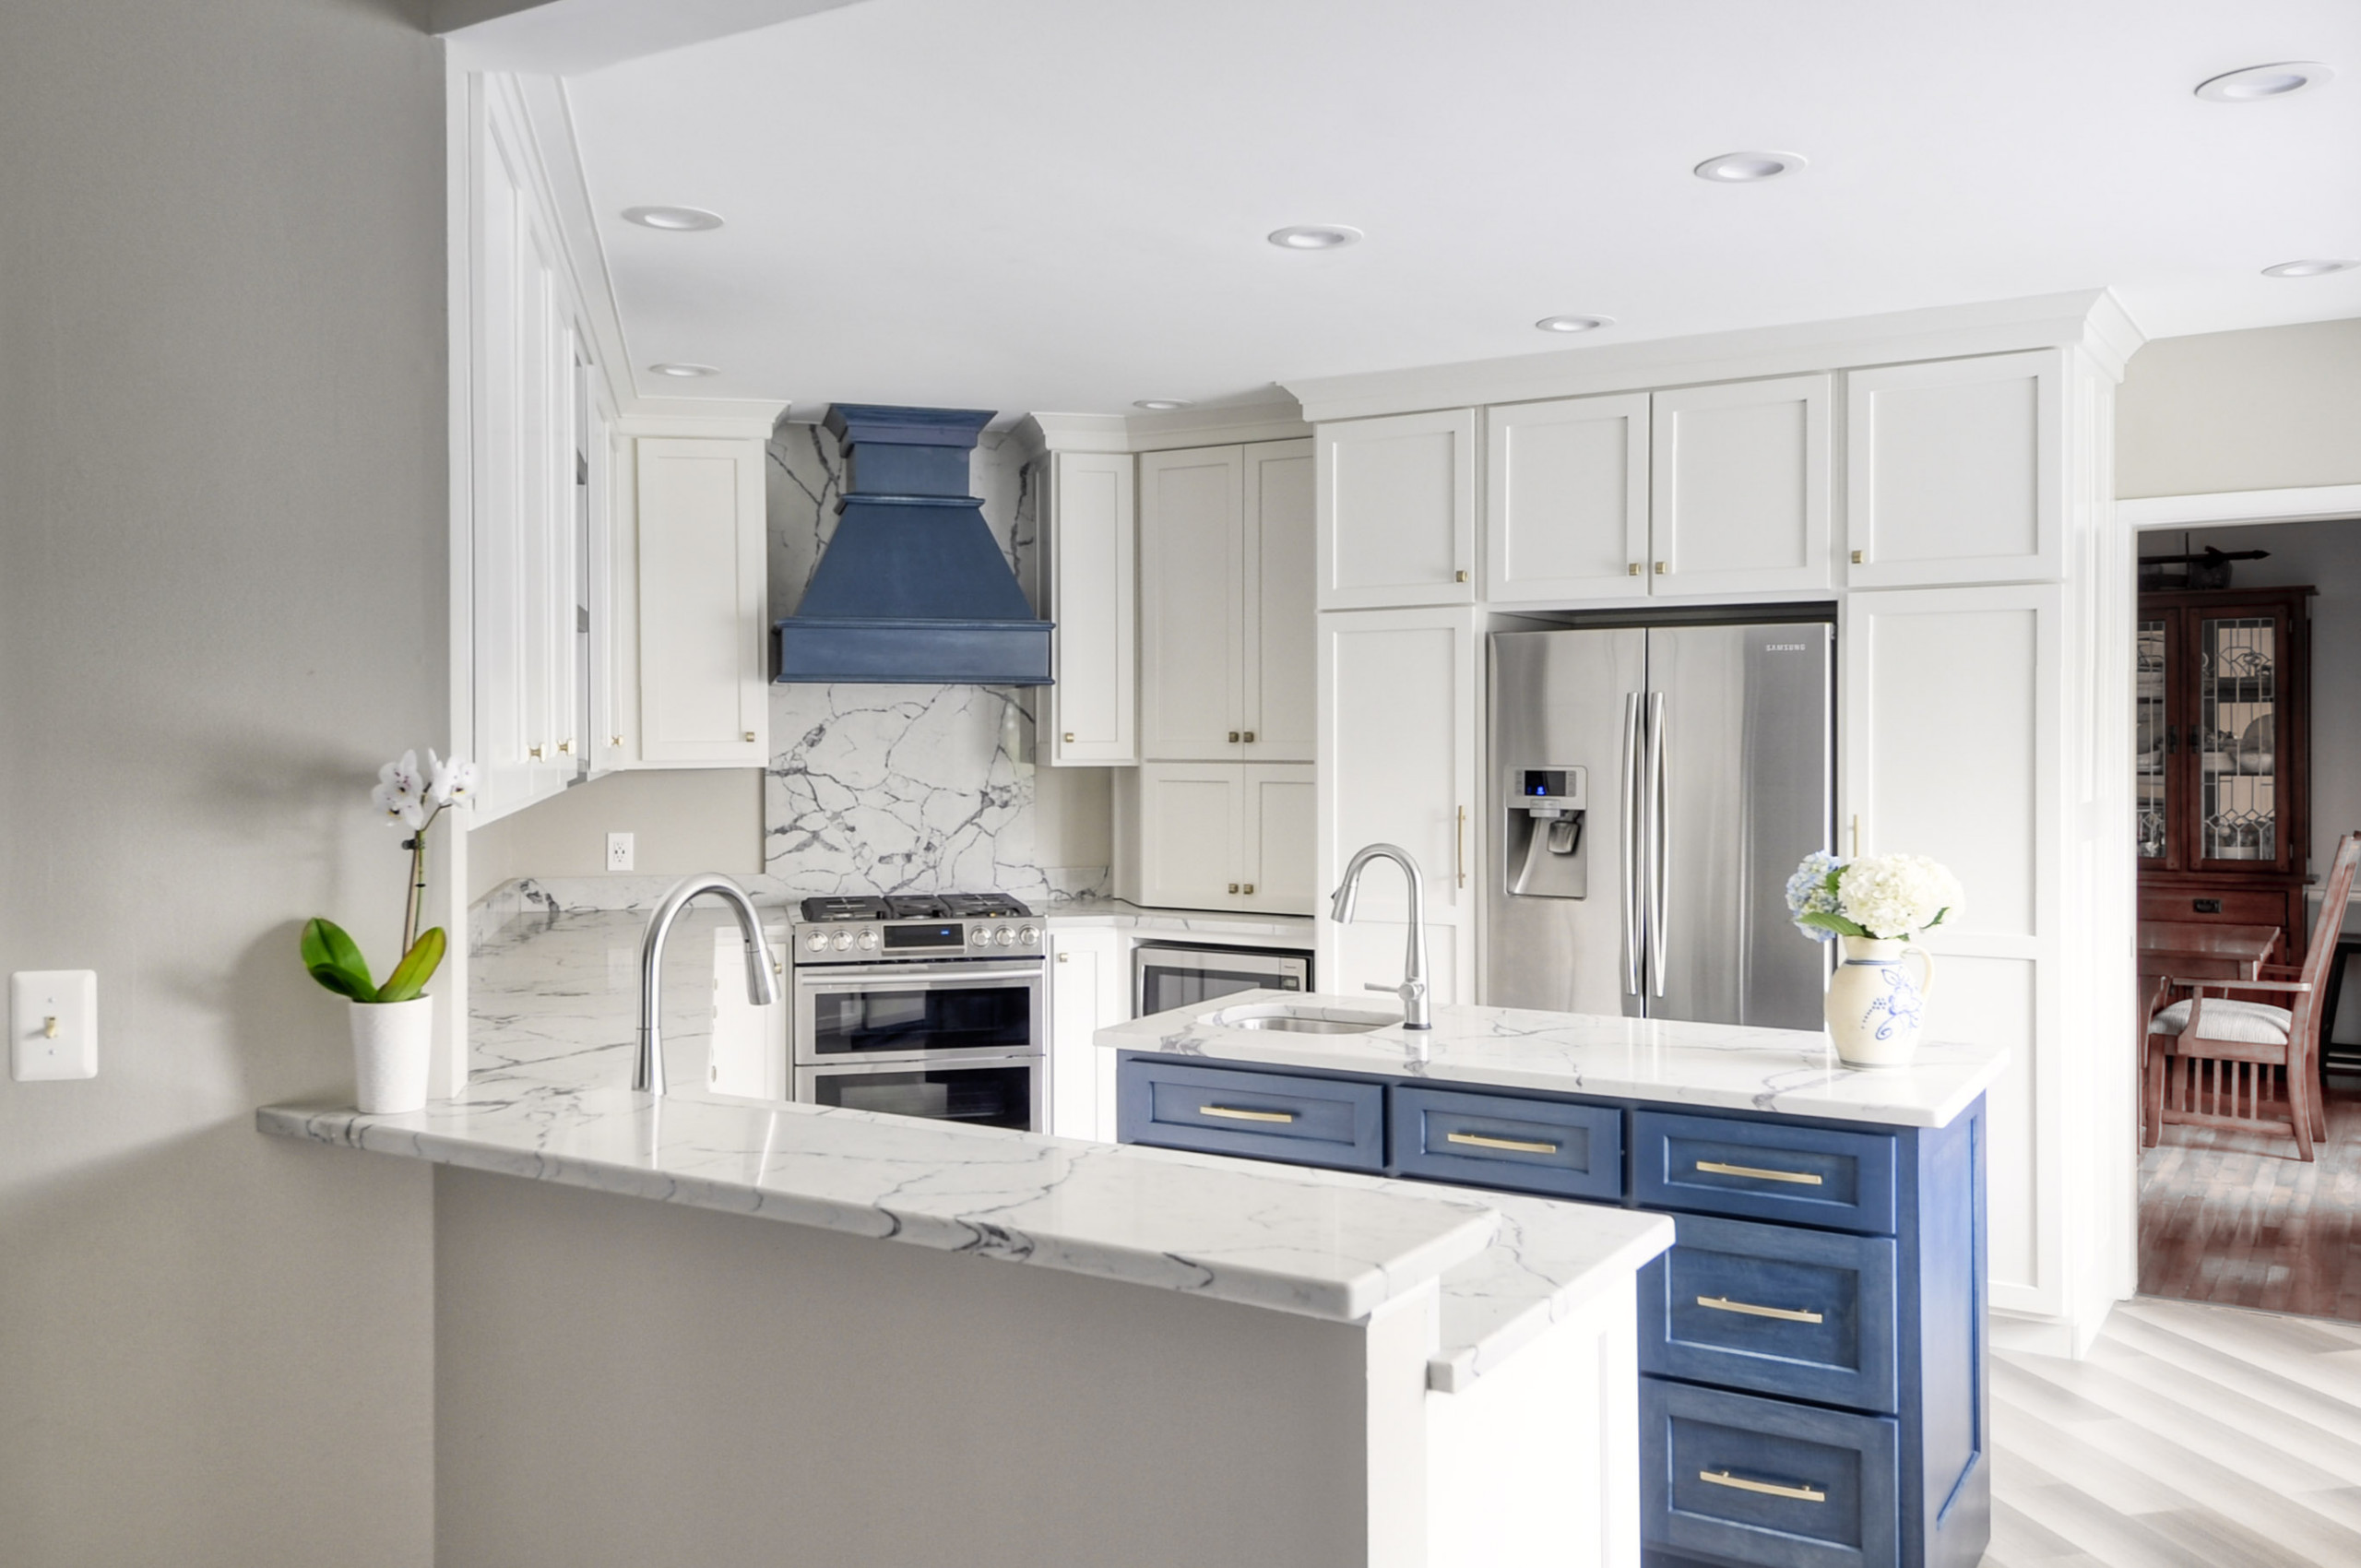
[1210,1004,1395,1035]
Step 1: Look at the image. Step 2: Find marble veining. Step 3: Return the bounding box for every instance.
[763,424,1102,908]
[262,910,1679,1374]
[1103,991,2009,1129]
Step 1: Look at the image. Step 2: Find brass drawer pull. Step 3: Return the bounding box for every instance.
[1200,1104,1297,1124]
[1700,1469,1825,1503]
[1447,1131,1560,1156]
[1697,1295,1824,1324]
[1695,1159,1823,1186]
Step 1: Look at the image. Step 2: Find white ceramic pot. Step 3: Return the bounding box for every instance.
[1824,936,1934,1068]
[350,995,433,1113]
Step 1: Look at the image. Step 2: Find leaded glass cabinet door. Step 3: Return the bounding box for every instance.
[2191,610,2294,873]
[2136,617,2172,867]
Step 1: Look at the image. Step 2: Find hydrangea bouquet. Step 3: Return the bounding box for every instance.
[1786,851,1963,943]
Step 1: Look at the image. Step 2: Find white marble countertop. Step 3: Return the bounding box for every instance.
[259,909,1663,1390]
[1043,897,1315,944]
[1100,991,2009,1129]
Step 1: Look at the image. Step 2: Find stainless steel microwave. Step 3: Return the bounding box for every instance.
[1133,942,1311,1019]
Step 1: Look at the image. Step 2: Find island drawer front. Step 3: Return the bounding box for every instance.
[1390,1086,1624,1200]
[1117,1060,1385,1172]
[1640,1214,1899,1413]
[1632,1111,1897,1235]
[1642,1377,1900,1568]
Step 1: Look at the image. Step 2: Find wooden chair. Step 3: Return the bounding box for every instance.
[2144,832,2361,1161]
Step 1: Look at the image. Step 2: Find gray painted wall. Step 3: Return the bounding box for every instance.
[0,3,445,1562]
[2118,317,2361,499]
[435,1167,1370,1568]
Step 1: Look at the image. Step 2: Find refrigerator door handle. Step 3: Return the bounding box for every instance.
[1621,692,1643,995]
[1648,690,1668,997]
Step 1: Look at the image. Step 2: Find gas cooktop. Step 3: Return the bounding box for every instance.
[798,893,1036,923]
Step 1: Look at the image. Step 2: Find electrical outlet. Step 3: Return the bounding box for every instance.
[12,970,97,1081]
[606,831,635,872]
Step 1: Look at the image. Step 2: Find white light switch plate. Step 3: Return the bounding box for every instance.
[12,969,97,1081]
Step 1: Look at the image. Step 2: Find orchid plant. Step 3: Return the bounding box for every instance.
[1786,850,1963,943]
[301,750,475,1004]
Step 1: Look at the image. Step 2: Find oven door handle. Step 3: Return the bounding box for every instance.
[793,965,1046,988]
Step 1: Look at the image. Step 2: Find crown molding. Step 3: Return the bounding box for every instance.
[616,398,789,440]
[1023,399,1311,456]
[1284,290,2143,422]
[2118,483,2361,530]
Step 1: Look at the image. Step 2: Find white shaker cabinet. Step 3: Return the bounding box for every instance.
[1316,607,1478,1004]
[1649,374,1833,597]
[1138,439,1314,763]
[1846,350,2061,588]
[1139,446,1243,759]
[1113,761,1316,915]
[1316,410,1477,610]
[1486,393,1652,604]
[633,436,768,766]
[1044,451,1137,766]
[1048,924,1124,1139]
[1844,583,2066,1320]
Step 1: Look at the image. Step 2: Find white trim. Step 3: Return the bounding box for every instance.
[1285,290,2145,424]
[614,400,787,440]
[1026,400,1312,456]
[2118,483,2361,530]
[439,61,477,1099]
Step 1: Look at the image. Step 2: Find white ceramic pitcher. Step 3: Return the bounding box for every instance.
[1824,936,1934,1067]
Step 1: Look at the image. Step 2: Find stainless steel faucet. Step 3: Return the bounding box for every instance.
[636,873,780,1097]
[1328,843,1432,1030]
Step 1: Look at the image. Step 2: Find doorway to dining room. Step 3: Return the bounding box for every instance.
[2137,514,2361,1318]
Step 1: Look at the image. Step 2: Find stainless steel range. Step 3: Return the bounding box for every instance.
[788,894,1046,1132]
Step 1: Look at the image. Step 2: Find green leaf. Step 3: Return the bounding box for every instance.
[302,917,379,1004]
[376,926,446,1004]
[1797,910,1871,938]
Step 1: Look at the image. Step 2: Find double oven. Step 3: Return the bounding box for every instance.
[789,895,1046,1133]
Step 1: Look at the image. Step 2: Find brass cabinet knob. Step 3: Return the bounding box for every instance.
[1654,561,1667,576]
[1850,549,1866,564]
[610,735,623,747]
[557,739,572,754]
[1228,731,1240,743]
[1628,562,1643,576]
[1242,883,1255,895]
[1241,731,1255,743]
[1062,731,1075,742]
[1454,569,1469,582]
[1228,883,1240,894]
[528,745,543,759]
[742,731,756,743]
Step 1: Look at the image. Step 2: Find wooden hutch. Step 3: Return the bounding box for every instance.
[2137,585,2314,960]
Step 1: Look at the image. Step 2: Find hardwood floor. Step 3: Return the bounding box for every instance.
[1987,1297,2361,1567]
[2137,1078,2361,1319]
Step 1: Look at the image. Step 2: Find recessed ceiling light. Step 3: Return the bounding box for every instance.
[1535,315,1613,334]
[1133,398,1192,410]
[2195,62,2334,102]
[1266,224,1364,250]
[649,362,718,378]
[623,206,724,232]
[1692,150,1808,184]
[2261,259,2358,278]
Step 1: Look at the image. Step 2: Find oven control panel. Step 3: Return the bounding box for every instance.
[792,920,1041,965]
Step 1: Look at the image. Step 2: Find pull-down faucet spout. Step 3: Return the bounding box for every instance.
[1328,843,1433,1030]
[637,873,779,1097]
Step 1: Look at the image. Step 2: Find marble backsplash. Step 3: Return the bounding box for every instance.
[761,422,1107,906]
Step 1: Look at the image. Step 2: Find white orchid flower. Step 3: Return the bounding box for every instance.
[370,750,427,829]
[426,750,477,808]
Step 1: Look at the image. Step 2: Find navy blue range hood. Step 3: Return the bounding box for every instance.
[773,404,1053,685]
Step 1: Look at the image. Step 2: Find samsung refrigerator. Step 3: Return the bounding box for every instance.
[1487,621,1834,1028]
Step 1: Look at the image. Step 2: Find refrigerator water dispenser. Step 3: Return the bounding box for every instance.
[1506,766,1587,897]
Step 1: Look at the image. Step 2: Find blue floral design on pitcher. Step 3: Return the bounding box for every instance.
[1863,964,1924,1041]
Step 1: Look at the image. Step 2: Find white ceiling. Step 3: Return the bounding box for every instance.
[563,0,2361,418]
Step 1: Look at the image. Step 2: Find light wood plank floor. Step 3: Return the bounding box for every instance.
[2138,1081,2361,1319]
[1988,1297,2361,1567]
